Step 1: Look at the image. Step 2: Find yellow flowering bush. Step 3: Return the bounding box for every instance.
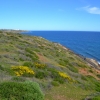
[58,71,71,80]
[34,63,46,68]
[11,66,35,77]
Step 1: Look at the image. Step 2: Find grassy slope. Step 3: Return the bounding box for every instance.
[0,30,100,100]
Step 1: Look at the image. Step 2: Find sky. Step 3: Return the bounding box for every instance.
[0,0,100,31]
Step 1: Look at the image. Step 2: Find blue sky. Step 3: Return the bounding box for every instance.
[0,0,100,31]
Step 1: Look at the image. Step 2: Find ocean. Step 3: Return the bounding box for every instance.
[22,31,100,62]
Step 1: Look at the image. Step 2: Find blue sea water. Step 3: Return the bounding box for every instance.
[22,31,100,62]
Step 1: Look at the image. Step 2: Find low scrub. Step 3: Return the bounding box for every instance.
[35,71,48,79]
[51,81,59,86]
[11,66,35,77]
[92,96,100,100]
[0,81,44,100]
[34,62,46,69]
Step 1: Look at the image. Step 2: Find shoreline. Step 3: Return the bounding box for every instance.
[72,51,100,70]
[58,43,100,70]
[20,31,100,70]
[21,31,100,64]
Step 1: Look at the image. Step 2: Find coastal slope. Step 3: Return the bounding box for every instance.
[0,30,100,100]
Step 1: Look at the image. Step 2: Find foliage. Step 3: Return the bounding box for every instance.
[95,82,100,92]
[23,61,33,67]
[58,71,71,81]
[0,65,4,71]
[58,58,69,66]
[92,96,100,100]
[0,81,44,100]
[1,31,100,100]
[89,69,93,73]
[97,74,100,78]
[26,53,38,61]
[35,71,48,79]
[25,48,38,59]
[11,66,35,77]
[51,81,59,86]
[34,62,46,68]
[67,64,78,73]
[11,76,25,82]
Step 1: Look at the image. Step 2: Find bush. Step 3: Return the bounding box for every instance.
[67,64,78,73]
[59,59,69,66]
[48,68,67,84]
[0,65,4,71]
[54,77,65,84]
[92,96,100,100]
[81,75,87,81]
[25,48,38,59]
[95,82,100,92]
[35,71,48,79]
[51,81,59,86]
[11,66,35,77]
[0,81,44,100]
[89,69,93,73]
[58,71,71,80]
[26,53,38,61]
[34,63,46,69]
[97,74,100,78]
[23,62,33,67]
[11,76,25,82]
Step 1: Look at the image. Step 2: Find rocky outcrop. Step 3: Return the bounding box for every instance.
[85,58,100,70]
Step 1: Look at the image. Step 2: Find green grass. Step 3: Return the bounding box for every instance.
[45,83,94,100]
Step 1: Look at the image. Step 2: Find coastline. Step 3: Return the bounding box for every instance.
[21,31,100,70]
[22,31,100,63]
[57,43,100,70]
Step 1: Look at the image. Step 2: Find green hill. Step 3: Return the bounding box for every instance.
[0,30,100,100]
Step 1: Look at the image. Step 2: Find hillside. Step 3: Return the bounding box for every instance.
[0,30,100,100]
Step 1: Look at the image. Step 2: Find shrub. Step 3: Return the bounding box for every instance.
[47,68,73,83]
[51,81,59,86]
[95,82,100,92]
[67,64,78,73]
[92,96,100,100]
[35,71,48,79]
[58,71,71,81]
[34,63,46,69]
[54,77,65,84]
[11,66,35,77]
[19,57,24,61]
[23,62,33,67]
[25,48,38,59]
[59,59,69,66]
[26,53,38,61]
[97,74,100,78]
[0,65,4,71]
[0,81,44,100]
[48,68,59,78]
[59,60,67,66]
[81,75,87,81]
[11,76,25,82]
[89,69,93,73]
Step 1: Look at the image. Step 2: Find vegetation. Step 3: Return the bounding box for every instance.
[0,81,44,100]
[0,30,100,100]
[11,66,35,77]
